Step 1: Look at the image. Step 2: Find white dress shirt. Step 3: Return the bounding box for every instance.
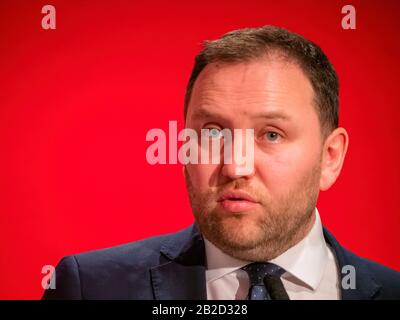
[204,208,341,300]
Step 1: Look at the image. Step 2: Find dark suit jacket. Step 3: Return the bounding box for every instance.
[42,224,400,300]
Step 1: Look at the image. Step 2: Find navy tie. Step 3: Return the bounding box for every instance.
[242,262,289,300]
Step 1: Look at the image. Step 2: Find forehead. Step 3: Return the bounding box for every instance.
[187,57,316,122]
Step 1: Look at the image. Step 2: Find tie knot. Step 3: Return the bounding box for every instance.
[242,262,285,286]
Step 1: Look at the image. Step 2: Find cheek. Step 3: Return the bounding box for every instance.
[186,163,219,191]
[255,143,320,190]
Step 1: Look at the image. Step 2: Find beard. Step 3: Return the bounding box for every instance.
[184,162,321,262]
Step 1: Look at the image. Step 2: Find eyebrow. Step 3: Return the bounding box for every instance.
[254,111,291,121]
[191,107,291,122]
[191,108,220,121]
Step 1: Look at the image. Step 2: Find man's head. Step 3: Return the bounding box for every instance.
[183,26,349,262]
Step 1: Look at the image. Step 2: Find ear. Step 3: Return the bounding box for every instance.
[319,127,349,191]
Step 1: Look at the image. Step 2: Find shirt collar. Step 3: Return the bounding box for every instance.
[204,208,329,290]
[204,237,249,283]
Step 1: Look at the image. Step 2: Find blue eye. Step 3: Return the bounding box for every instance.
[265,131,280,141]
[204,127,223,139]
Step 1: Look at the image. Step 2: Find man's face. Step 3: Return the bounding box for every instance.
[184,56,324,261]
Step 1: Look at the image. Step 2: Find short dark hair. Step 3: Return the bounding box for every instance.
[184,25,339,137]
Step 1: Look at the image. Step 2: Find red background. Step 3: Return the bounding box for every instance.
[0,0,399,299]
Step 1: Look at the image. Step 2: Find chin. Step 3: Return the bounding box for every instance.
[216,216,264,247]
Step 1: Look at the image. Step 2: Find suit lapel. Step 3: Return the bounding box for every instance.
[323,228,381,300]
[150,224,382,300]
[150,224,207,300]
[151,261,206,299]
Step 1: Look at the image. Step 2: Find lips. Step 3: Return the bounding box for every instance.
[217,190,258,212]
[218,190,256,202]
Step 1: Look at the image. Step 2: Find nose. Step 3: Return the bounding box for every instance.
[221,162,255,179]
[221,128,255,179]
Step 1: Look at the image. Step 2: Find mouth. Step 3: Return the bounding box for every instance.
[217,190,258,212]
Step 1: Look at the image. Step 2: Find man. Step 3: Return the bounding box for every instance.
[43,26,400,300]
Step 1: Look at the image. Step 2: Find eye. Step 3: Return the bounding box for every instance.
[264,131,281,142]
[203,127,223,139]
